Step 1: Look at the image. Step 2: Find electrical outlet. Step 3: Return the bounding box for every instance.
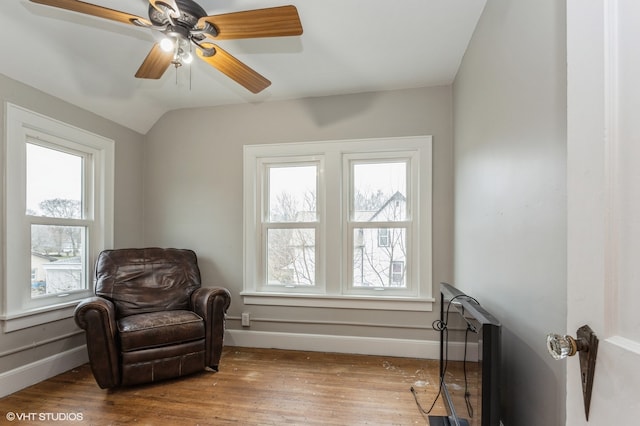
[241,312,251,327]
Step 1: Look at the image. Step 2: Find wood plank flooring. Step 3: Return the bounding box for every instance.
[0,347,450,425]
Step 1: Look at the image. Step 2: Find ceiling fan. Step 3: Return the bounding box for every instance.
[29,0,303,93]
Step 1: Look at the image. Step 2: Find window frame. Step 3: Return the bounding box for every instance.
[2,103,114,331]
[242,136,433,312]
[343,152,418,296]
[27,139,92,300]
[258,157,325,293]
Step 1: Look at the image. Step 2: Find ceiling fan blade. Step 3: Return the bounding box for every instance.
[29,0,150,26]
[135,44,173,79]
[196,44,270,93]
[149,0,180,18]
[197,5,303,40]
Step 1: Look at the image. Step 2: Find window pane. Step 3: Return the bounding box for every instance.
[352,227,406,288]
[267,228,315,286]
[268,165,317,222]
[353,162,407,221]
[27,143,83,218]
[31,225,86,297]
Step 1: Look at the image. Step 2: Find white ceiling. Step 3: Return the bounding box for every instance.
[1,0,486,134]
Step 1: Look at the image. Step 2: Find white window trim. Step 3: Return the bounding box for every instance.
[1,103,114,331]
[243,136,433,312]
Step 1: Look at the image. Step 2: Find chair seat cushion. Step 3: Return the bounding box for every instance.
[117,310,205,352]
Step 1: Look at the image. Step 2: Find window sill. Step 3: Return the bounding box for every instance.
[0,301,80,332]
[241,292,434,312]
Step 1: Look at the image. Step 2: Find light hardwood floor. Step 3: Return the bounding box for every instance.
[0,346,450,425]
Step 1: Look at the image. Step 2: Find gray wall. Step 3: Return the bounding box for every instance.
[0,74,145,375]
[143,86,454,344]
[452,0,566,425]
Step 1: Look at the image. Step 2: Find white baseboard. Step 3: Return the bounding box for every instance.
[0,345,88,398]
[225,329,446,359]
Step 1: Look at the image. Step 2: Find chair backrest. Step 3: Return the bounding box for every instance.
[95,248,202,318]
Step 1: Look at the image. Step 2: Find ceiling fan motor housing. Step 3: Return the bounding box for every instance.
[149,0,218,46]
[148,0,206,29]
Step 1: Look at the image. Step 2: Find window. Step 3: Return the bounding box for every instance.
[264,162,319,288]
[349,159,409,289]
[377,228,390,247]
[2,103,114,330]
[391,261,405,283]
[243,136,433,311]
[28,144,87,298]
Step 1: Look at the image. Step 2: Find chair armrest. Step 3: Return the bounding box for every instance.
[191,287,231,370]
[74,297,121,388]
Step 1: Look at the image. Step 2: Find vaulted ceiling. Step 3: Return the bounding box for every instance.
[1,1,486,134]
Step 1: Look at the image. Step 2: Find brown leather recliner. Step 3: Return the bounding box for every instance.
[74,248,231,389]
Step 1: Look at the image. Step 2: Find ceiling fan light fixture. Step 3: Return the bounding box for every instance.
[159,37,175,52]
[181,50,194,64]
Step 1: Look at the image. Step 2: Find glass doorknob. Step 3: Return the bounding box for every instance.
[546,325,598,421]
[546,333,580,359]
